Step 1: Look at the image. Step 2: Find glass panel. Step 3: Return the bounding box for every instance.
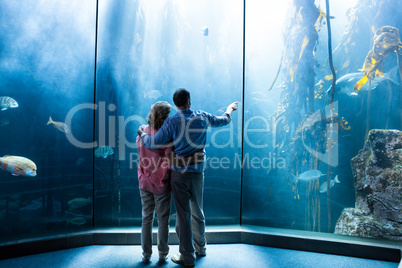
[0,0,96,242]
[95,0,243,227]
[243,0,401,240]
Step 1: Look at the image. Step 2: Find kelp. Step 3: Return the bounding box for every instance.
[353,26,402,93]
[270,0,321,232]
[274,0,320,139]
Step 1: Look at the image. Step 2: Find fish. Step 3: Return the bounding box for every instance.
[326,72,366,95]
[251,97,273,105]
[215,106,227,114]
[290,170,324,184]
[0,97,18,111]
[0,118,9,126]
[68,197,92,211]
[327,66,400,95]
[95,145,114,158]
[201,26,208,36]
[250,91,271,99]
[75,157,85,165]
[143,90,163,100]
[250,91,270,98]
[67,217,87,226]
[0,155,37,176]
[319,175,340,193]
[20,199,42,211]
[47,117,70,133]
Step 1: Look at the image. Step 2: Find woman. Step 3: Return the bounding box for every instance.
[136,101,173,263]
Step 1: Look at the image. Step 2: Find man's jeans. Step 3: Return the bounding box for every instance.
[171,170,207,263]
[140,189,171,258]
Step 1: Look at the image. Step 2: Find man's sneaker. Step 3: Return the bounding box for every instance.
[196,250,206,257]
[159,253,168,263]
[171,253,195,267]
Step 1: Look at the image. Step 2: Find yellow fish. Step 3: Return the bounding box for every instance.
[47,116,70,133]
[0,155,37,176]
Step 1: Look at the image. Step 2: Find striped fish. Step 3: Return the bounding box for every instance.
[0,97,18,111]
[0,155,37,176]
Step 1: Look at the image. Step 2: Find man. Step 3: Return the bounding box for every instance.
[138,88,238,267]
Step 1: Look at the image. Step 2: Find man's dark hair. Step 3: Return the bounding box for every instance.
[173,88,190,107]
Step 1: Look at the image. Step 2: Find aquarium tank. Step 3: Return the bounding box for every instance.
[0,0,401,244]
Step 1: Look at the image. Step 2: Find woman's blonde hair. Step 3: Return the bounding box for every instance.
[148,101,171,130]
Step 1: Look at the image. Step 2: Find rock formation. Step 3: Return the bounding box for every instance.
[335,129,402,240]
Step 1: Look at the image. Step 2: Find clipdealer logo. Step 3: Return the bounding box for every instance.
[129,152,286,171]
[63,101,339,167]
[301,101,339,167]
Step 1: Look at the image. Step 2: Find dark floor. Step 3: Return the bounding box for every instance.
[0,244,398,268]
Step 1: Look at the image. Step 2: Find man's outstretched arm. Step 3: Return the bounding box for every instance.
[208,101,239,127]
[225,101,239,116]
